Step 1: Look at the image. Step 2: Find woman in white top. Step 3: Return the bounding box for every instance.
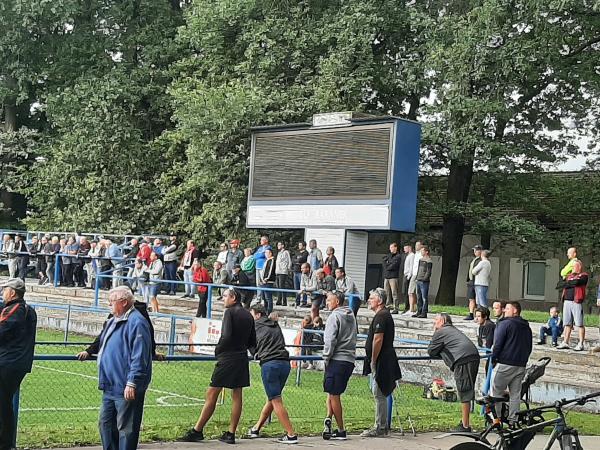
[145,252,164,312]
[216,242,229,265]
[472,250,492,307]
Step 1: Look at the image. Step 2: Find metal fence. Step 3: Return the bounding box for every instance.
[15,340,492,448]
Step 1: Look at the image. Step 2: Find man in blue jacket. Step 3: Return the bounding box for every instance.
[0,278,37,450]
[490,301,532,422]
[97,286,152,450]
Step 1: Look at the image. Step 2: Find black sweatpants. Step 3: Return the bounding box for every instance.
[0,367,26,450]
[196,292,208,318]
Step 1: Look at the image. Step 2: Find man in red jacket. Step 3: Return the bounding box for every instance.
[558,260,588,351]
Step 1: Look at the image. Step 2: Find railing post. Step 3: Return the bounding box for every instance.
[94,273,101,308]
[387,394,393,430]
[12,389,19,448]
[64,303,72,343]
[207,285,213,319]
[295,331,304,387]
[168,315,177,357]
[53,254,60,287]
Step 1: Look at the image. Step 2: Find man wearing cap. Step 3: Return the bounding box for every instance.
[361,288,401,438]
[464,245,482,321]
[0,278,37,450]
[226,239,244,275]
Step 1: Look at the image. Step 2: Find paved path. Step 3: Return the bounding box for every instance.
[46,432,600,449]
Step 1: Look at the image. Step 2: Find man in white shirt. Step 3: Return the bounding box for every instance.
[401,244,414,313]
[403,241,422,316]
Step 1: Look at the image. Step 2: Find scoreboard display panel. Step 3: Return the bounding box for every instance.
[247,117,420,231]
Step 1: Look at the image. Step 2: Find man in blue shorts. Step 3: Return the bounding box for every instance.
[246,304,298,444]
[322,291,357,440]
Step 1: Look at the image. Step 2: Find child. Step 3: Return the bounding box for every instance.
[536,306,563,347]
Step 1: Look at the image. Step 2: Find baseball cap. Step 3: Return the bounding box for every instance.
[472,245,483,251]
[0,278,26,294]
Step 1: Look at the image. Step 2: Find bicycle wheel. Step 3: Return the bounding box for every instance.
[449,442,493,450]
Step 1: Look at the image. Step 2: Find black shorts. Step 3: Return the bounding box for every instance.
[466,284,476,301]
[210,357,250,389]
[454,359,479,403]
[323,360,354,395]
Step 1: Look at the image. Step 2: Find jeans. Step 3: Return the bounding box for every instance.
[0,368,26,450]
[475,285,489,307]
[293,272,306,305]
[263,283,274,315]
[183,268,194,297]
[163,261,178,294]
[539,325,563,344]
[255,268,265,301]
[99,392,146,450]
[276,273,289,305]
[402,276,410,310]
[46,261,55,284]
[416,281,430,314]
[7,259,17,279]
[370,375,389,431]
[62,263,73,286]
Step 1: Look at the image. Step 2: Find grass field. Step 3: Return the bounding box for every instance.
[427,305,600,328]
[16,329,600,448]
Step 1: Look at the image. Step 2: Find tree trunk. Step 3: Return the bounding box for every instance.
[480,181,496,249]
[436,158,474,305]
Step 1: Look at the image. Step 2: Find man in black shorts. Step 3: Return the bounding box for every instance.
[322,291,357,440]
[427,313,480,433]
[181,288,256,444]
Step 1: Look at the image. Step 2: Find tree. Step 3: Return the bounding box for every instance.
[164,0,435,246]
[422,0,600,304]
[18,0,189,232]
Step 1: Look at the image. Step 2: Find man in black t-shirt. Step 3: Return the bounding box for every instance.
[475,306,495,373]
[361,288,401,437]
[475,307,495,349]
[181,288,257,445]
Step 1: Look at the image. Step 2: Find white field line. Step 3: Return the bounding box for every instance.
[22,403,201,412]
[32,364,204,404]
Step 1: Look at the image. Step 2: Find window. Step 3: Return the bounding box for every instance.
[524,261,546,300]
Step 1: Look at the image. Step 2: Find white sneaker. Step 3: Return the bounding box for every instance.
[574,342,584,352]
[556,342,570,349]
[402,311,412,316]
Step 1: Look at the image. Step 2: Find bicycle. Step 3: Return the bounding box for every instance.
[448,390,600,450]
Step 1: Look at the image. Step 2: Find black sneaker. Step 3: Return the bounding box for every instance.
[464,314,474,321]
[246,428,260,439]
[277,434,298,444]
[330,429,347,440]
[322,417,332,440]
[180,428,204,442]
[450,422,472,433]
[219,431,236,444]
[535,340,545,345]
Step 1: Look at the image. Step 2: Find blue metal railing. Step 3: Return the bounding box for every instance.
[13,344,492,447]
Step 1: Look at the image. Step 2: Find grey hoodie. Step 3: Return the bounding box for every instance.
[323,305,357,364]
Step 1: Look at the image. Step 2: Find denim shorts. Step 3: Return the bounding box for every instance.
[261,360,291,400]
[323,360,354,395]
[148,284,159,297]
